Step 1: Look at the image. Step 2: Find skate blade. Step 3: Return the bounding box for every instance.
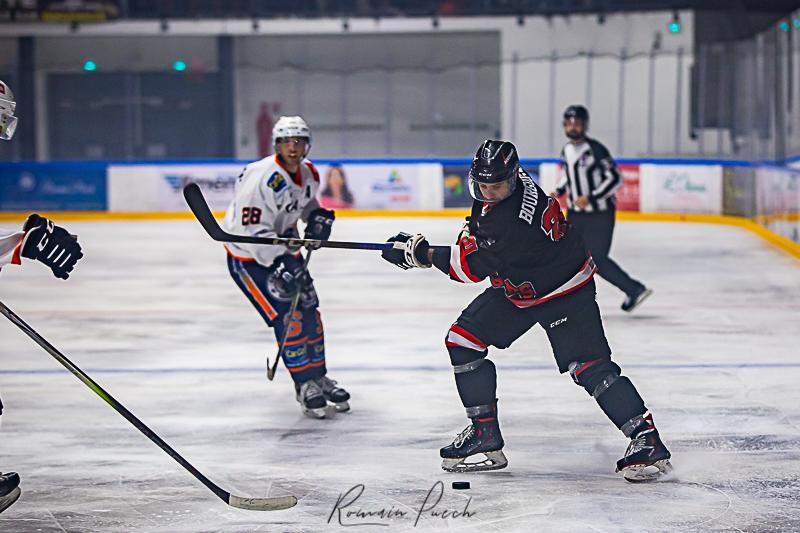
[0,487,21,514]
[620,459,673,483]
[442,451,508,473]
[302,406,327,419]
[330,400,350,413]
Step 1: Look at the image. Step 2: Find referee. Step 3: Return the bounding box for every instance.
[552,105,651,312]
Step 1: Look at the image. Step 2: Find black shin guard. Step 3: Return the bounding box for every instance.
[569,359,647,430]
[594,376,647,429]
[449,345,497,410]
[455,358,497,409]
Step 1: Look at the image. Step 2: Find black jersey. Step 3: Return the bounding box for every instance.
[432,167,595,308]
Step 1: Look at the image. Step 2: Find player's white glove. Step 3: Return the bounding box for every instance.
[381,232,431,270]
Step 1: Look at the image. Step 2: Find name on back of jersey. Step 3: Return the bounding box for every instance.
[518,172,539,225]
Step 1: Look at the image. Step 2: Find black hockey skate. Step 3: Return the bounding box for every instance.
[316,375,350,412]
[0,472,21,514]
[621,286,653,312]
[616,414,673,482]
[295,379,327,419]
[440,421,507,473]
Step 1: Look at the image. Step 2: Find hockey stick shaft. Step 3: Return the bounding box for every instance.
[267,250,312,381]
[183,183,448,252]
[0,300,296,511]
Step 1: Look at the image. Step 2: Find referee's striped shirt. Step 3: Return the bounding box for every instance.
[554,137,622,213]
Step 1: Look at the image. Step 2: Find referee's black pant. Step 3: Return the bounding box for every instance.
[568,208,644,297]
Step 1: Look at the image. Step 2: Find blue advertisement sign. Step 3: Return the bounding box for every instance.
[443,164,472,208]
[443,163,539,208]
[0,162,107,211]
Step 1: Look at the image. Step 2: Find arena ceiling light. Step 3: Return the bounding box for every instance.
[669,11,681,33]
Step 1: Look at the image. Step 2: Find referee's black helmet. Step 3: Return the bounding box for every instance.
[563,104,589,123]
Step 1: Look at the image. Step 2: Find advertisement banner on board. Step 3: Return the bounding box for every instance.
[442,163,541,208]
[108,164,243,212]
[317,163,443,210]
[754,165,800,243]
[109,162,444,212]
[616,163,640,212]
[642,164,723,214]
[0,162,107,211]
[722,165,756,218]
[442,164,472,208]
[0,1,120,22]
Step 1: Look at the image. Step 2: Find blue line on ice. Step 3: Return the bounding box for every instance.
[1,362,799,375]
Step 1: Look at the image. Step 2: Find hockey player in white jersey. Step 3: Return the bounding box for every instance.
[224,116,350,418]
[0,78,85,514]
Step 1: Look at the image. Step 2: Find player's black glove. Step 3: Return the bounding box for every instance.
[274,254,313,294]
[381,232,431,270]
[20,214,83,280]
[304,208,335,242]
[279,227,303,252]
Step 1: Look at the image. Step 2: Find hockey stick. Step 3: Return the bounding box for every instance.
[183,183,448,252]
[0,300,297,512]
[267,250,313,381]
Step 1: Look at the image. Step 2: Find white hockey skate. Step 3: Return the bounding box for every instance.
[295,379,327,419]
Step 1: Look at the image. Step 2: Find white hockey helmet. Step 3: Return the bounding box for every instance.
[272,115,311,156]
[0,79,18,141]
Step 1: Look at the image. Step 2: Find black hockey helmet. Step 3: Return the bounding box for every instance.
[468,139,519,203]
[563,104,589,123]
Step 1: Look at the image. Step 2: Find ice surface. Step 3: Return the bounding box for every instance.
[0,217,799,532]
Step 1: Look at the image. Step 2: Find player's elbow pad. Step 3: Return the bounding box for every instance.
[447,238,487,283]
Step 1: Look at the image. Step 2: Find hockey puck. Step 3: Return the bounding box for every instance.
[451,481,471,490]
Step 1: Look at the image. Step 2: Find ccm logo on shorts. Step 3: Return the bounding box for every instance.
[549,317,567,328]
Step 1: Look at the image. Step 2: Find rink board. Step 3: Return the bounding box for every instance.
[0,217,799,531]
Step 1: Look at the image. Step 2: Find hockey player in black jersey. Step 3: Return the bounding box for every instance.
[381,140,672,482]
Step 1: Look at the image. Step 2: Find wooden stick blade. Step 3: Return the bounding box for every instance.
[228,494,298,511]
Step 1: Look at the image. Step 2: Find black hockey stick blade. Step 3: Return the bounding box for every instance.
[183,183,448,252]
[0,300,297,512]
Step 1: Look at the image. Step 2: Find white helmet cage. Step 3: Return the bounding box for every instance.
[272,116,312,157]
[0,80,18,141]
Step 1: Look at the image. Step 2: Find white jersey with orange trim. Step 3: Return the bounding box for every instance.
[0,229,24,270]
[223,154,321,268]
